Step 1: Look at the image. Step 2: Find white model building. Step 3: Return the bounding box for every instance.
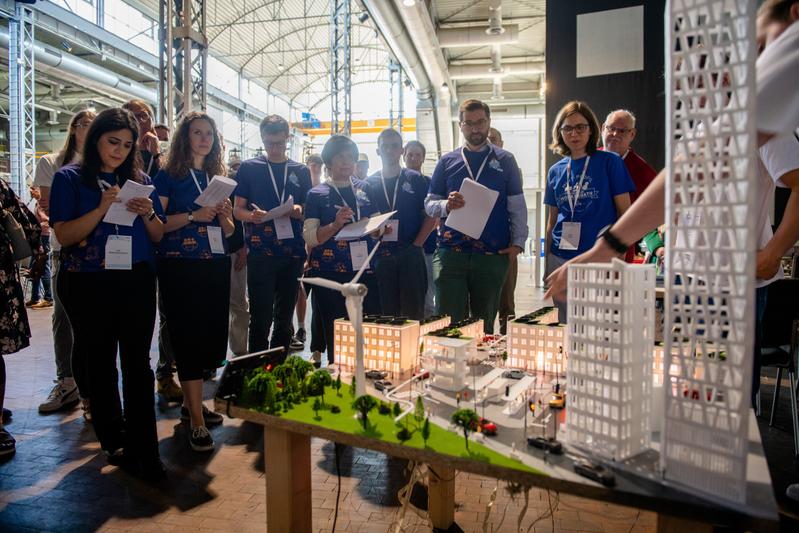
[334,318,420,378]
[566,259,655,461]
[419,315,452,338]
[661,0,757,506]
[421,335,474,391]
[507,307,566,374]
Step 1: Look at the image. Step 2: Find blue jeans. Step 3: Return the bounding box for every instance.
[30,234,52,301]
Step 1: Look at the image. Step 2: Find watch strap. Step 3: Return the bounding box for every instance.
[600,227,629,254]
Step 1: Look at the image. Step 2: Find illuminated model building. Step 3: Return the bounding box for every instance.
[507,307,566,374]
[334,317,420,378]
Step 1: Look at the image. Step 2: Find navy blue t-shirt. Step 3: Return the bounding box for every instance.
[154,168,228,259]
[544,150,635,259]
[422,175,437,255]
[305,179,379,273]
[429,145,523,254]
[49,164,166,272]
[234,156,311,259]
[365,168,429,257]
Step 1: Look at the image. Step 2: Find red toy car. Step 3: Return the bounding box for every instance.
[471,417,497,436]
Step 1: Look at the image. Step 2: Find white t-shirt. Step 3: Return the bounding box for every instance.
[33,152,78,251]
[755,132,799,288]
[757,22,799,135]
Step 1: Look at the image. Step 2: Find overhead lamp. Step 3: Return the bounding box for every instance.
[403,0,416,6]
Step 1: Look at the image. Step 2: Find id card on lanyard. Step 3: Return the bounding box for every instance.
[381,170,401,242]
[190,169,226,254]
[560,156,590,251]
[268,162,295,240]
[329,179,368,269]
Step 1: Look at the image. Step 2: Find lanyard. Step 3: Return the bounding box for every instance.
[460,145,491,183]
[565,155,590,219]
[622,149,630,160]
[189,169,206,195]
[380,169,402,211]
[267,161,289,204]
[146,153,154,176]
[328,178,361,221]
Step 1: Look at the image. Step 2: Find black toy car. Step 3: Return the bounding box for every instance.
[573,459,615,487]
[365,370,388,380]
[374,380,394,392]
[527,437,563,454]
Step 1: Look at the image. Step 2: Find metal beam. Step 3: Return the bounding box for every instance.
[8,3,35,202]
[330,0,351,135]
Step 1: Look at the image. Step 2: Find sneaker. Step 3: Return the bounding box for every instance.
[289,335,304,351]
[38,378,79,413]
[189,426,214,452]
[295,328,307,343]
[81,398,92,423]
[32,300,54,309]
[311,351,322,368]
[0,429,16,457]
[157,377,183,403]
[25,299,41,308]
[180,405,223,426]
[2,408,11,423]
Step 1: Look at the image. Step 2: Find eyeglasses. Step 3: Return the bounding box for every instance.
[74,121,92,129]
[264,140,287,148]
[133,112,151,122]
[603,124,633,135]
[559,124,590,135]
[461,119,488,130]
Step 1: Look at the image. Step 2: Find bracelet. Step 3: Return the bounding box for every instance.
[600,226,629,254]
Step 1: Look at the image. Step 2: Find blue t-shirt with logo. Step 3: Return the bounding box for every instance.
[234,156,312,259]
[365,168,429,257]
[544,150,635,259]
[49,165,166,272]
[153,169,228,259]
[305,179,378,273]
[429,145,523,254]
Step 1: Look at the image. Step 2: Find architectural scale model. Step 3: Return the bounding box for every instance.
[419,314,452,338]
[507,307,566,374]
[661,0,757,505]
[566,259,655,461]
[334,317,421,378]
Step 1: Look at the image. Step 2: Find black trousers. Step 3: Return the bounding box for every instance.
[309,285,327,353]
[375,244,427,321]
[60,263,159,459]
[310,270,380,364]
[247,254,304,360]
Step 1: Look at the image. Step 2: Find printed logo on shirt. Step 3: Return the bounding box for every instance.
[250,235,262,247]
[556,175,600,216]
[182,237,199,252]
[289,172,300,186]
[355,189,370,203]
[402,181,414,194]
[488,159,503,172]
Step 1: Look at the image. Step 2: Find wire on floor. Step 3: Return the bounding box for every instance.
[331,442,342,532]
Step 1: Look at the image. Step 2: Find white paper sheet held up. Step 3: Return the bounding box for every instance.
[194,176,238,207]
[334,210,397,241]
[262,195,294,221]
[445,178,498,240]
[103,180,156,227]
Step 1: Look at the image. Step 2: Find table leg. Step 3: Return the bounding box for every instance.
[656,514,713,533]
[264,426,312,533]
[428,464,456,530]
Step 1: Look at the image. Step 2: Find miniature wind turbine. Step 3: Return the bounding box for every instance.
[299,241,381,397]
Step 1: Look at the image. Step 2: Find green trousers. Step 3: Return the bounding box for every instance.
[433,248,509,334]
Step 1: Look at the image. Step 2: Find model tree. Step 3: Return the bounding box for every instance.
[317,370,333,405]
[352,395,378,430]
[350,376,357,398]
[392,402,401,417]
[451,408,479,451]
[422,417,431,446]
[312,397,322,418]
[414,396,425,422]
[334,375,342,397]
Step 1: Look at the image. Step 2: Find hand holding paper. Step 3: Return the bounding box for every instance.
[195,176,237,208]
[445,178,498,240]
[103,180,156,226]
[334,211,397,241]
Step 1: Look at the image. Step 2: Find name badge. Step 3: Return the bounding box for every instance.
[105,235,132,270]
[560,221,581,251]
[384,219,399,242]
[274,216,294,240]
[207,226,225,254]
[349,240,370,271]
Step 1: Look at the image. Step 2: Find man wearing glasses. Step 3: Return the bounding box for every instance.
[601,109,657,262]
[425,99,528,333]
[233,115,312,359]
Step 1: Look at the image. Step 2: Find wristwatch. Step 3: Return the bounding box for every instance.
[147,209,157,221]
[187,211,194,223]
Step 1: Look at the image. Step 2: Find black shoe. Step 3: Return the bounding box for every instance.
[0,429,15,457]
[2,408,11,423]
[180,405,223,426]
[138,457,167,481]
[289,336,304,351]
[105,448,134,467]
[295,328,307,343]
[189,426,215,452]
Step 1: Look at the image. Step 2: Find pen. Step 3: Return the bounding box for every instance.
[251,203,262,211]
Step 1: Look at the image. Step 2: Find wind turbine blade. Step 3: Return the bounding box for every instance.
[299,277,346,292]
[351,240,381,284]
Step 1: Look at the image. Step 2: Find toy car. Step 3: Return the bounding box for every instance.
[365,370,387,380]
[374,380,394,392]
[549,392,565,408]
[502,369,525,380]
[478,418,497,436]
[527,437,563,454]
[573,459,615,487]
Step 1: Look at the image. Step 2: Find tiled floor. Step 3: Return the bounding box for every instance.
[0,261,658,531]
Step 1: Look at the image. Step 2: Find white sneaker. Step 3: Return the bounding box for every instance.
[38,378,79,413]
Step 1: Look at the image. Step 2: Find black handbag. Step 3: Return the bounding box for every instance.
[2,210,32,261]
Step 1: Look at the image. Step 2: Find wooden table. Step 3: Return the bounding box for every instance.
[216,400,778,533]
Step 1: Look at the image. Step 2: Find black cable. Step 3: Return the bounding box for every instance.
[331,443,342,532]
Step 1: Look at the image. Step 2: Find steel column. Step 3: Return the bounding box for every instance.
[8,4,35,202]
[330,0,351,136]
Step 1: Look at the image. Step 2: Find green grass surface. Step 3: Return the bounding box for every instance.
[261,384,543,475]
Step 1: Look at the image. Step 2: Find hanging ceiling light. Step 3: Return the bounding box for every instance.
[402,0,416,7]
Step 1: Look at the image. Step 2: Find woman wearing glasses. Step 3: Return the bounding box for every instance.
[122,100,162,179]
[544,101,634,323]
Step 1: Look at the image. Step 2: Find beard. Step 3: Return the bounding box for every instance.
[468,131,488,146]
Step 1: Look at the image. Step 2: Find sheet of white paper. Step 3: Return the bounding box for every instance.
[262,196,294,221]
[103,180,156,227]
[445,178,498,240]
[334,210,397,241]
[194,176,238,207]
